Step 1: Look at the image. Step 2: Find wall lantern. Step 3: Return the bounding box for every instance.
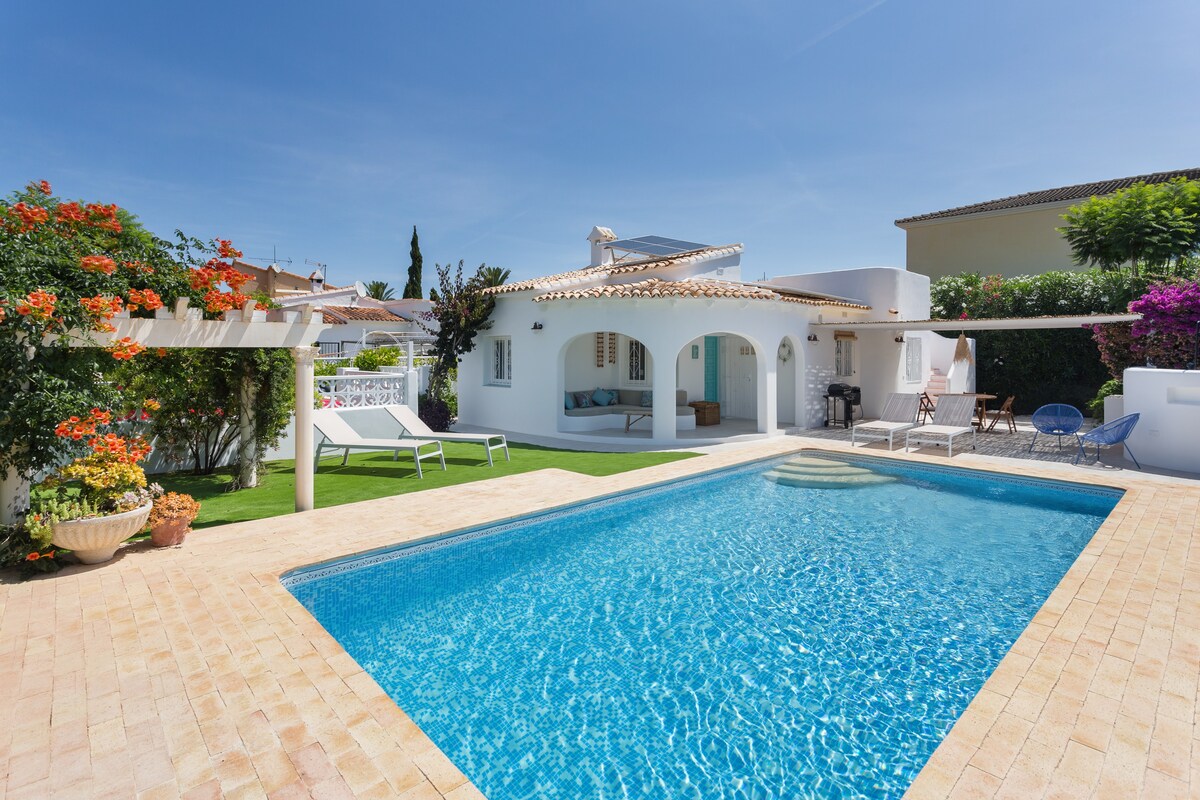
[806,333,819,343]
[531,322,544,331]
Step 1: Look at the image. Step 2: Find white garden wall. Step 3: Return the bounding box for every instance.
[1122,368,1200,474]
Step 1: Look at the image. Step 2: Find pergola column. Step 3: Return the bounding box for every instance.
[293,345,318,512]
[0,470,29,526]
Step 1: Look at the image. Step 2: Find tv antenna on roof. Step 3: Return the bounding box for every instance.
[305,258,328,280]
[238,245,293,266]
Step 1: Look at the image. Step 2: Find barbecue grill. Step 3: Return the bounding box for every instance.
[823,383,861,428]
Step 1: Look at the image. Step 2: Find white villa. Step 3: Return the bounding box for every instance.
[458,228,968,445]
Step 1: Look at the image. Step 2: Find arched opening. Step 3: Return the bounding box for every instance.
[557,331,695,435]
[676,332,768,435]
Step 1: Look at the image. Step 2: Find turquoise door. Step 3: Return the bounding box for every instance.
[704,336,720,403]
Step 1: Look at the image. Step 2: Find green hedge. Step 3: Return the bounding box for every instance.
[352,347,401,372]
[930,271,1137,416]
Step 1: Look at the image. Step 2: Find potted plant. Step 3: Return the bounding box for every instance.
[36,411,157,564]
[148,492,200,547]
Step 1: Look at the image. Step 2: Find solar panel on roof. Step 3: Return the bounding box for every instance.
[605,235,710,258]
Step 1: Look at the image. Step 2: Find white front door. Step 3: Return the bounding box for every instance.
[724,338,757,419]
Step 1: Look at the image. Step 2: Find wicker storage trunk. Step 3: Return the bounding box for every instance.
[689,401,720,426]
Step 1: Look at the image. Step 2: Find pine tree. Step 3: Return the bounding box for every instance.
[403,226,423,298]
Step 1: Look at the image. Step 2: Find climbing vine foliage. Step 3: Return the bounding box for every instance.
[0,180,256,482]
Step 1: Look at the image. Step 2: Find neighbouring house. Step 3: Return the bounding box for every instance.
[274,283,434,357]
[457,227,964,445]
[895,168,1200,281]
[235,260,343,298]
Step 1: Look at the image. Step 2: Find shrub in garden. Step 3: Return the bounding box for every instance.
[1086,280,1200,412]
[353,347,401,372]
[0,178,280,515]
[930,270,1136,414]
[114,348,295,477]
[1127,281,1200,369]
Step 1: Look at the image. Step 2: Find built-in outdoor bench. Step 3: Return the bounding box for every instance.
[561,389,696,432]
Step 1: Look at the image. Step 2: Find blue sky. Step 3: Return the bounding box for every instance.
[3,1,1198,288]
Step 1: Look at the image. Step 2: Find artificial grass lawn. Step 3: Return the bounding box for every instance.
[159,442,698,529]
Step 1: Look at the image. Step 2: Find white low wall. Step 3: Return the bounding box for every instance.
[1123,368,1200,474]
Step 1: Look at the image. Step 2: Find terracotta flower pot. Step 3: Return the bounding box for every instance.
[150,516,193,548]
[51,502,153,564]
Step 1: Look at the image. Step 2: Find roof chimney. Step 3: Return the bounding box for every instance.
[308,270,325,294]
[587,226,617,267]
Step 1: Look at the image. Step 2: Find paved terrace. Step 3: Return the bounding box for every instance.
[0,436,1196,799]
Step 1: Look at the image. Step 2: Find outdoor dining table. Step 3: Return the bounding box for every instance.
[940,392,997,429]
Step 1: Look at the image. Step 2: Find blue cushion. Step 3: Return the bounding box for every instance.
[640,390,653,407]
[592,387,615,407]
[564,391,576,410]
[573,391,593,408]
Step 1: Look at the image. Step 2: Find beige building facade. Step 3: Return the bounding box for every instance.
[898,201,1078,281]
[895,167,1200,281]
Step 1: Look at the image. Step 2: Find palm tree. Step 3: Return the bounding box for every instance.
[476,265,510,288]
[364,280,395,301]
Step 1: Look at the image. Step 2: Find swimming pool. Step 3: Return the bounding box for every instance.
[285,452,1121,799]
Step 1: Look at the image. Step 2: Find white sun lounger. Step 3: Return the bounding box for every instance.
[851,393,920,450]
[382,405,510,466]
[312,409,446,478]
[904,394,977,458]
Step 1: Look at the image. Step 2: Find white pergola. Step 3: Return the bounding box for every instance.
[0,298,330,524]
[810,312,1142,332]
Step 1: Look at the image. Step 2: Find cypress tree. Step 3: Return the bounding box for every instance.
[403,226,423,299]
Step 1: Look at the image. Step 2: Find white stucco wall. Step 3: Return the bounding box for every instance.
[1122,368,1200,473]
[677,336,707,404]
[899,203,1079,281]
[767,267,931,321]
[563,335,620,393]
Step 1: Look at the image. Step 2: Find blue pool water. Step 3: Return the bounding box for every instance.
[286,454,1120,800]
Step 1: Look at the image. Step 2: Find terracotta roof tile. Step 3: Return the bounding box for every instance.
[486,244,744,295]
[531,278,871,309]
[320,305,407,323]
[895,168,1200,225]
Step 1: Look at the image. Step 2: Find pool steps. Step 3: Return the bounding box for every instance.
[762,456,897,489]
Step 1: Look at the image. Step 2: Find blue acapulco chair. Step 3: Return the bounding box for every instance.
[1028,404,1084,452]
[1075,413,1141,469]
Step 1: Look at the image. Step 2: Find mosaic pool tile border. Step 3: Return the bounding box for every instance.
[281,449,1124,589]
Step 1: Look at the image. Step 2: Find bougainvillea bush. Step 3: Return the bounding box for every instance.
[1127,281,1200,369]
[929,270,1138,413]
[1091,279,1200,373]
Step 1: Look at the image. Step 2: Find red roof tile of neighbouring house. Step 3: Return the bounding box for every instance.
[531,278,872,309]
[895,168,1200,225]
[319,305,408,325]
[485,244,744,295]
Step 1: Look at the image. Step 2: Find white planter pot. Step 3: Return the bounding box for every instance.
[51,502,152,564]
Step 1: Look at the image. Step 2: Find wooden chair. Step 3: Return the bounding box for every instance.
[918,392,937,424]
[986,396,1017,433]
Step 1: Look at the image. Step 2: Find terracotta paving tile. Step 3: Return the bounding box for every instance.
[2,438,1198,799]
[289,741,338,787]
[948,765,1002,799]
